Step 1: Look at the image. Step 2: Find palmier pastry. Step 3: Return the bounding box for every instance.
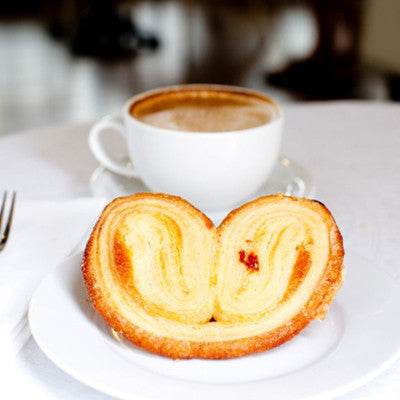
[82,193,344,359]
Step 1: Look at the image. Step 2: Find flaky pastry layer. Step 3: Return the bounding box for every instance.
[82,193,344,359]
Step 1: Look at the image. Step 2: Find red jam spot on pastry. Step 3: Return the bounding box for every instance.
[239,250,260,272]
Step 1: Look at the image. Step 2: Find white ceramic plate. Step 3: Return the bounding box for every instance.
[29,250,400,400]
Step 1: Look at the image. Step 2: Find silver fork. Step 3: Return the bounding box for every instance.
[0,191,16,251]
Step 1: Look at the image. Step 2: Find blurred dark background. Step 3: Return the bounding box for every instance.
[0,0,399,134]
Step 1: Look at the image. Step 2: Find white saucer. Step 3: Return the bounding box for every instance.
[29,250,400,400]
[90,156,315,223]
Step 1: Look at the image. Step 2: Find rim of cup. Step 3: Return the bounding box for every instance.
[123,84,284,136]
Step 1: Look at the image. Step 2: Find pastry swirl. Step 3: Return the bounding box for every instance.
[82,193,344,359]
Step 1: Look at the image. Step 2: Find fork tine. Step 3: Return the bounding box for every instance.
[0,191,16,251]
[0,191,7,233]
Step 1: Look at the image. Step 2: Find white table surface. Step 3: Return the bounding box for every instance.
[1,101,399,399]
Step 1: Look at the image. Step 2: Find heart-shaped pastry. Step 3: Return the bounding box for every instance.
[82,193,344,359]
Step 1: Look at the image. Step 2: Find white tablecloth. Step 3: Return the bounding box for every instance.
[1,101,399,399]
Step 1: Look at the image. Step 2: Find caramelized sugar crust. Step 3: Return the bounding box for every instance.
[82,193,344,359]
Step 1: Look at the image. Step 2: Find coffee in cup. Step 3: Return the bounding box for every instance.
[129,89,275,132]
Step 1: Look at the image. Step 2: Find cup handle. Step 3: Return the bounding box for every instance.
[89,115,139,178]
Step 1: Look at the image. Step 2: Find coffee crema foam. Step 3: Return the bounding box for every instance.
[130,90,277,132]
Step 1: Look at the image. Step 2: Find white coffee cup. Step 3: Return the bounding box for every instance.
[89,84,283,211]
